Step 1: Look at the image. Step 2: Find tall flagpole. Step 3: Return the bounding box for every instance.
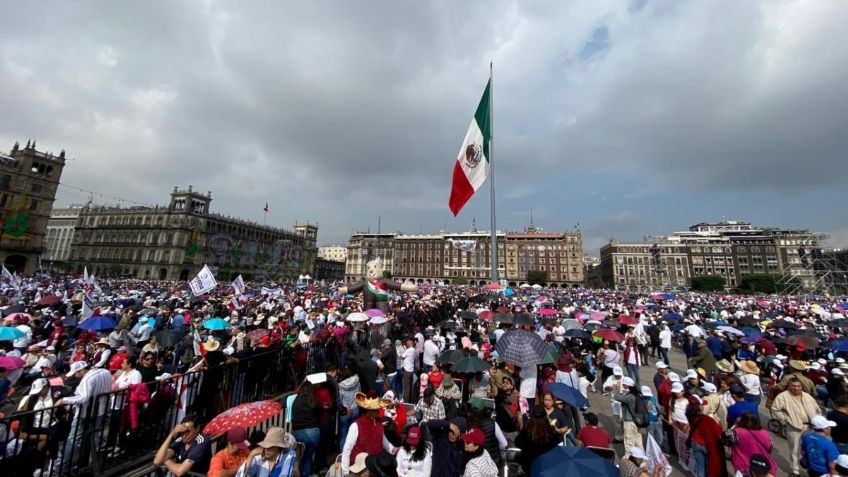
[489,61,498,283]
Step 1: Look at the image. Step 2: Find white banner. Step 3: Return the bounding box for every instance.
[189,265,217,295]
[1,265,18,287]
[81,292,95,321]
[449,239,477,252]
[261,287,282,296]
[645,434,671,477]
[231,275,246,295]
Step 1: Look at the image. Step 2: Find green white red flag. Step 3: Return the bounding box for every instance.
[449,79,492,216]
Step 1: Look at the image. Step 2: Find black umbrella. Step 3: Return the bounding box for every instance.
[126,304,144,312]
[513,312,535,326]
[439,349,468,365]
[459,311,478,321]
[1,304,24,317]
[769,319,798,330]
[565,329,590,339]
[468,294,488,303]
[452,356,491,374]
[829,319,848,328]
[736,316,758,327]
[436,320,457,329]
[495,330,548,368]
[494,313,513,324]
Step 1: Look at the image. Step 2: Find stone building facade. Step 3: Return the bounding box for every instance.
[0,141,66,273]
[65,186,318,281]
[44,205,83,271]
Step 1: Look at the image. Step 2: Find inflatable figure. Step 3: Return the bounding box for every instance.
[339,258,417,312]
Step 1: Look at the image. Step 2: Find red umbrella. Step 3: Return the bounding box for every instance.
[37,295,61,306]
[478,310,494,321]
[203,400,282,436]
[5,312,32,323]
[594,329,625,342]
[484,282,501,290]
[496,305,510,313]
[618,315,638,325]
[538,308,558,317]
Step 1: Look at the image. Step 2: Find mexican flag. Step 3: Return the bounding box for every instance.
[449,79,491,216]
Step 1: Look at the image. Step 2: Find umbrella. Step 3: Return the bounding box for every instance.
[203,318,230,330]
[77,316,118,331]
[769,319,798,330]
[495,330,548,368]
[830,319,848,328]
[539,346,561,364]
[829,340,848,353]
[460,311,478,320]
[589,311,607,321]
[493,313,513,324]
[439,349,467,365]
[671,323,686,332]
[468,294,489,303]
[0,355,25,370]
[0,327,25,341]
[664,312,683,321]
[368,316,388,325]
[547,382,589,408]
[565,329,590,339]
[364,309,384,318]
[62,315,79,327]
[741,327,762,337]
[436,320,457,329]
[704,320,728,328]
[126,304,144,312]
[561,319,581,331]
[531,446,619,477]
[583,322,600,332]
[37,295,61,306]
[478,310,494,321]
[346,312,369,322]
[203,400,282,436]
[784,334,820,349]
[513,313,535,326]
[593,329,625,342]
[0,304,24,317]
[6,312,32,323]
[538,308,558,317]
[737,316,758,327]
[652,293,675,301]
[496,305,510,313]
[452,356,491,374]
[618,315,638,325]
[717,325,745,336]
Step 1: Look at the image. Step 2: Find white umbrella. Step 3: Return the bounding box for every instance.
[519,284,531,289]
[368,316,388,325]
[346,312,368,322]
[717,325,745,336]
[531,284,543,290]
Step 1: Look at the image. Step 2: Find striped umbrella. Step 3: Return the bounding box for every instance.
[495,330,548,368]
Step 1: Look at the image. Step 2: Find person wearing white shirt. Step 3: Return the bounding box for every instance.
[519,366,537,416]
[552,324,566,343]
[602,367,626,441]
[658,325,672,366]
[13,321,31,352]
[58,362,114,474]
[684,323,704,339]
[401,339,417,403]
[422,335,440,372]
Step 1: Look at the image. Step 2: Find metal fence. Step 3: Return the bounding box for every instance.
[0,339,339,477]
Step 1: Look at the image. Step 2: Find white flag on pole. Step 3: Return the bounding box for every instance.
[230,275,246,295]
[448,239,477,252]
[83,266,89,283]
[81,292,95,321]
[1,265,17,287]
[645,434,671,477]
[189,265,217,295]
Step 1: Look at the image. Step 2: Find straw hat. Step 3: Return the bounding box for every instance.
[740,361,760,375]
[715,359,734,373]
[202,336,220,352]
[354,392,392,410]
[258,427,294,449]
[95,337,111,347]
[789,360,808,371]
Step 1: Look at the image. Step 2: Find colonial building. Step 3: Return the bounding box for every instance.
[314,258,345,282]
[504,228,583,286]
[0,141,67,273]
[66,186,318,281]
[318,245,347,263]
[600,221,824,292]
[44,205,84,271]
[344,233,395,280]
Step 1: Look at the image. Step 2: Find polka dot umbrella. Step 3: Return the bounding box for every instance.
[203,400,282,436]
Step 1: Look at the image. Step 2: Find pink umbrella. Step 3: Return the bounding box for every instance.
[618,315,638,325]
[6,312,32,323]
[589,311,607,321]
[0,356,25,370]
[364,309,384,318]
[538,309,558,317]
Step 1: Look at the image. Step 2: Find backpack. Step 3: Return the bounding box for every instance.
[630,395,649,428]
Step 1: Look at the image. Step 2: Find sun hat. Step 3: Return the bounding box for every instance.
[789,360,808,371]
[66,360,88,377]
[355,392,392,410]
[349,452,368,473]
[716,359,734,373]
[203,336,221,352]
[226,427,250,450]
[811,415,838,430]
[258,427,294,448]
[462,427,486,446]
[95,337,111,346]
[740,361,760,375]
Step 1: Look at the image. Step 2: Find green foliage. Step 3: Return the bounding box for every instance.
[739,273,787,294]
[453,276,469,285]
[690,274,726,292]
[527,270,548,284]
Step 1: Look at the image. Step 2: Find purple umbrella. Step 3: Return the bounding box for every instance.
[364,309,384,318]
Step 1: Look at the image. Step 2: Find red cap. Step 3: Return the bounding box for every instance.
[462,428,485,446]
[226,427,250,450]
[406,425,421,446]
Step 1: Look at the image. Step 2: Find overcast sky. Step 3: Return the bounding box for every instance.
[2,0,847,255]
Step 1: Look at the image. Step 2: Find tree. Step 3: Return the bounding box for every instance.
[527,270,548,284]
[453,276,469,285]
[738,273,788,294]
[690,275,726,292]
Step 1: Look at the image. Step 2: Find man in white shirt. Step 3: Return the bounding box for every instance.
[658,324,672,366]
[603,366,626,442]
[58,361,114,474]
[401,338,417,403]
[13,317,32,352]
[422,334,440,373]
[684,321,704,339]
[552,323,566,343]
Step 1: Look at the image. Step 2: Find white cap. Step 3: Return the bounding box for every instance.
[811,362,822,370]
[811,415,837,430]
[833,368,845,376]
[668,372,681,383]
[655,361,669,369]
[838,358,846,364]
[818,358,828,365]
[613,366,623,376]
[630,447,647,459]
[29,378,47,396]
[306,372,327,384]
[702,382,717,393]
[776,354,788,361]
[66,360,88,377]
[836,455,848,469]
[641,385,653,397]
[622,377,635,387]
[671,382,685,393]
[686,369,698,379]
[773,361,784,369]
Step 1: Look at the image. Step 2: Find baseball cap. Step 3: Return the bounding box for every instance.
[226,427,250,450]
[834,368,845,376]
[406,425,421,446]
[836,454,848,472]
[668,372,681,383]
[66,360,88,377]
[630,447,647,459]
[462,428,485,446]
[621,377,635,387]
[29,378,48,396]
[749,454,771,476]
[641,386,653,397]
[655,361,669,369]
[702,382,717,394]
[812,415,837,430]
[686,369,698,379]
[671,382,684,393]
[613,366,623,376]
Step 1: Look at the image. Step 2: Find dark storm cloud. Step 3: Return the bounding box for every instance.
[1,0,846,252]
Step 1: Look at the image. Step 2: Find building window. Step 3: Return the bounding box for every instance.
[31,183,43,193]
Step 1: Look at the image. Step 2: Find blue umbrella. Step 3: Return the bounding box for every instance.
[664,312,683,321]
[78,316,118,331]
[741,327,762,337]
[531,446,619,477]
[547,383,589,408]
[203,318,230,331]
[830,341,848,353]
[671,323,686,332]
[0,327,25,341]
[565,329,590,339]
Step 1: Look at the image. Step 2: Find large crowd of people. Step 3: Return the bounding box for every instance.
[1,272,848,477]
